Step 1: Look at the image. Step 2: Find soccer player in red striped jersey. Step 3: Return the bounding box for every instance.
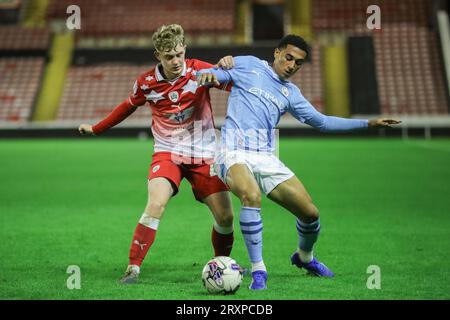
[78,24,235,284]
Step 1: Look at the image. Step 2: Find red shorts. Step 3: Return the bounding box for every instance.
[148,152,229,202]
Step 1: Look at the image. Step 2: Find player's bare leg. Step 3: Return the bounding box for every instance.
[120,177,174,284]
[226,164,267,290]
[202,191,235,257]
[226,164,261,208]
[267,175,318,222]
[268,176,334,277]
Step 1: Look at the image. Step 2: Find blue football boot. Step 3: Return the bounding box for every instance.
[249,270,268,290]
[291,252,334,277]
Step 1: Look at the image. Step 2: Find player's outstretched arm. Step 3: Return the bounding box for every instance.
[290,90,402,132]
[78,124,95,136]
[368,118,402,128]
[79,99,138,136]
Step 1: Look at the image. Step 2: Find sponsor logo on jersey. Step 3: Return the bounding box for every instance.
[168,91,179,103]
[152,165,160,173]
[165,106,195,123]
[248,87,283,110]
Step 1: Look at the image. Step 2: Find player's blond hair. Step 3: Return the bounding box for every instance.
[152,24,185,53]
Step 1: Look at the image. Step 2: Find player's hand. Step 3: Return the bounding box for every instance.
[197,72,220,87]
[368,118,402,128]
[78,124,95,135]
[215,56,234,69]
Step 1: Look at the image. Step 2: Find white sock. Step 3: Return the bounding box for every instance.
[139,213,160,230]
[251,260,267,273]
[127,264,140,273]
[213,222,233,234]
[297,248,313,263]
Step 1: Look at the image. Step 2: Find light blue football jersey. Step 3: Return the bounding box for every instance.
[199,56,368,152]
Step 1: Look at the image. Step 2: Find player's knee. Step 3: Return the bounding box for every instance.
[144,201,166,218]
[215,210,234,227]
[240,191,262,208]
[302,203,320,222]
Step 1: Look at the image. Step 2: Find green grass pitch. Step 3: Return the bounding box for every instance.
[1,137,449,300]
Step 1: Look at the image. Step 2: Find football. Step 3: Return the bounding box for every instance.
[202,256,243,294]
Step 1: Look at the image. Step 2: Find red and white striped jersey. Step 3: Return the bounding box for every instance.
[129,59,228,159]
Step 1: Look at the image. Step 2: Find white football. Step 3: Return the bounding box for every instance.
[202,256,243,294]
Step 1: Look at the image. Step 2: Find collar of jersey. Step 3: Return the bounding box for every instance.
[263,60,290,84]
[155,61,187,83]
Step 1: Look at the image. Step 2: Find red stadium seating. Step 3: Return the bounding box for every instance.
[57,64,152,123]
[374,24,448,115]
[313,0,429,31]
[0,58,45,123]
[46,0,235,37]
[312,0,448,115]
[0,26,50,50]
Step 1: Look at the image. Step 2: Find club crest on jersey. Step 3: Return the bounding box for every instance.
[152,165,160,173]
[168,91,179,103]
[281,86,289,97]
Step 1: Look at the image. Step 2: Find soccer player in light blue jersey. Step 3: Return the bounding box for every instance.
[197,35,401,290]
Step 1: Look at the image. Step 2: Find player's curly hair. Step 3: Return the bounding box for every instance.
[152,24,185,53]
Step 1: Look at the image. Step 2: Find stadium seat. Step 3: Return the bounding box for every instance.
[0,26,50,50]
[0,58,45,123]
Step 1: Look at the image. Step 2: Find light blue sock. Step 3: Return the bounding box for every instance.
[239,207,263,264]
[296,218,320,252]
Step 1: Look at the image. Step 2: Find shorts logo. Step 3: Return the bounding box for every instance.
[281,86,289,97]
[152,165,160,173]
[168,91,179,103]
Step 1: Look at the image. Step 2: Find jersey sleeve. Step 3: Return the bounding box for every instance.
[198,55,260,85]
[197,67,233,84]
[92,99,137,135]
[128,78,147,107]
[194,59,232,91]
[196,56,261,89]
[289,87,368,132]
